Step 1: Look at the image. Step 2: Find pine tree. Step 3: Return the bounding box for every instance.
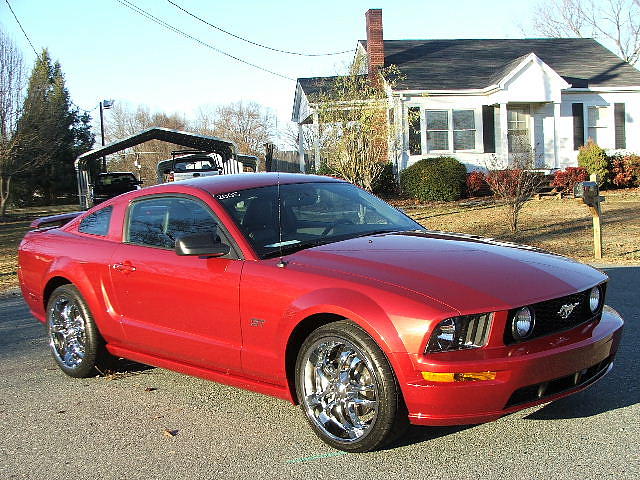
[13,49,94,205]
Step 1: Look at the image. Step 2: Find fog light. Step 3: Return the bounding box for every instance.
[422,371,497,382]
[589,286,601,313]
[512,307,535,340]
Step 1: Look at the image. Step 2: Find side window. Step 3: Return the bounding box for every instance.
[78,206,112,236]
[126,197,219,249]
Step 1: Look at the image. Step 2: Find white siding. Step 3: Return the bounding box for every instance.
[395,90,640,172]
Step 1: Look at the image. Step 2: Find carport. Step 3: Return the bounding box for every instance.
[75,127,237,209]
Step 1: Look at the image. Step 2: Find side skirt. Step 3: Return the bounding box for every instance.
[106,344,294,403]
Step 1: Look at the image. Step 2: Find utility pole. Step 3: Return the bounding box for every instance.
[99,99,114,171]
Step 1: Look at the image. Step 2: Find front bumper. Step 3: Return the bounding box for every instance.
[400,305,624,426]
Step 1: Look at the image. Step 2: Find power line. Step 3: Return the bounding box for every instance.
[4,0,39,57]
[166,0,354,57]
[114,0,295,81]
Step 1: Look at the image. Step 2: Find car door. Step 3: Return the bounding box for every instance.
[109,194,243,373]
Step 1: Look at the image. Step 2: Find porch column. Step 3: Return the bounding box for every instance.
[553,102,561,169]
[313,111,320,169]
[499,103,508,166]
[298,123,305,173]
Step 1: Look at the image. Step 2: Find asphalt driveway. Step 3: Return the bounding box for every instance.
[0,266,638,479]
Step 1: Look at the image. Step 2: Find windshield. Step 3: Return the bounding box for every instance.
[173,156,219,172]
[217,182,423,258]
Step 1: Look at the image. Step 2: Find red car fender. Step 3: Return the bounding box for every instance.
[42,258,124,343]
[277,288,419,395]
[285,288,405,351]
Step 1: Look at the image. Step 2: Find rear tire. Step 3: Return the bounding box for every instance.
[295,320,408,452]
[46,284,116,378]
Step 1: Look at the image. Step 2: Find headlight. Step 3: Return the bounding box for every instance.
[426,313,492,353]
[511,307,535,340]
[589,286,601,313]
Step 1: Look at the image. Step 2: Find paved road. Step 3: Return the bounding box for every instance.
[1,267,638,480]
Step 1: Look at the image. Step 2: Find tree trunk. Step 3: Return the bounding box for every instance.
[0,174,11,217]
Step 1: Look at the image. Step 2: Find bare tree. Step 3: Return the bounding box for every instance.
[0,29,26,216]
[311,63,401,191]
[531,0,640,65]
[104,103,188,185]
[281,122,331,171]
[485,142,548,233]
[197,101,275,158]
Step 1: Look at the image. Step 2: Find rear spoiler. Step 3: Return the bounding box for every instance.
[30,212,84,230]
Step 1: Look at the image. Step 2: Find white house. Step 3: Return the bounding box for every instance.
[291,9,640,173]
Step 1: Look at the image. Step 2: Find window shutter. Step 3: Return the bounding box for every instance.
[482,105,495,153]
[614,103,626,149]
[408,107,422,155]
[572,103,584,150]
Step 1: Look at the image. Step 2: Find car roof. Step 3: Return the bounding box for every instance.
[174,173,345,195]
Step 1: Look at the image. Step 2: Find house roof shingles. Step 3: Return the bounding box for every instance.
[355,38,640,90]
[297,75,351,97]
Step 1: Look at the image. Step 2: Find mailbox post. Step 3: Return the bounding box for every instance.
[573,175,605,259]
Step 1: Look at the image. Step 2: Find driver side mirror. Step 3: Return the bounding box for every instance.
[175,232,230,257]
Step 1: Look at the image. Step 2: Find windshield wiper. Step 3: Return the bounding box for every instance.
[262,230,403,259]
[350,228,398,238]
[262,238,337,258]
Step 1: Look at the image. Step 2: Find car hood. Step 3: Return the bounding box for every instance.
[287,231,606,314]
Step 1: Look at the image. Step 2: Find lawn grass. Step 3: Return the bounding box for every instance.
[0,189,638,293]
[395,187,640,264]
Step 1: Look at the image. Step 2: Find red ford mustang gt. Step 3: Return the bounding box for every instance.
[18,173,624,452]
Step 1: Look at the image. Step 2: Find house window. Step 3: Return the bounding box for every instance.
[453,110,475,150]
[426,110,449,151]
[425,109,476,152]
[408,107,421,155]
[507,106,530,153]
[587,106,609,144]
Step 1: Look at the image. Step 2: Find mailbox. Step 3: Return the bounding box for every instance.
[574,181,599,206]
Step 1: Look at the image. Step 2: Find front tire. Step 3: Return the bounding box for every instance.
[295,320,407,452]
[46,284,114,378]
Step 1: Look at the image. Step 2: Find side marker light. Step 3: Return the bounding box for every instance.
[421,371,497,382]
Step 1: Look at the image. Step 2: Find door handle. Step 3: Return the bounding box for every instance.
[112,262,137,273]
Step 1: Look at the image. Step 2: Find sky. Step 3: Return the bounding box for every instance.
[1,0,544,146]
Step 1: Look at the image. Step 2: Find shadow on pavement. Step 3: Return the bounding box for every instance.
[384,425,473,450]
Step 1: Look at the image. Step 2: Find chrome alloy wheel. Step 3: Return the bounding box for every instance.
[300,338,379,443]
[48,294,87,369]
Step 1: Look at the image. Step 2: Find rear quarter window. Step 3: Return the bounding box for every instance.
[78,206,113,236]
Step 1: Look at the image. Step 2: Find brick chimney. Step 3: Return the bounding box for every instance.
[365,9,384,82]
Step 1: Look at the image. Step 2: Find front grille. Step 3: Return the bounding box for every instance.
[504,284,606,344]
[505,356,612,408]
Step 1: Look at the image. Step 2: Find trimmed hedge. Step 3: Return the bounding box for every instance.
[400,156,467,202]
[578,140,610,186]
[466,170,490,197]
[551,167,589,194]
[576,140,640,188]
[612,154,640,187]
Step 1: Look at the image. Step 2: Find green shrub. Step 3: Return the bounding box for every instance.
[400,156,467,202]
[577,139,611,186]
[372,163,398,197]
